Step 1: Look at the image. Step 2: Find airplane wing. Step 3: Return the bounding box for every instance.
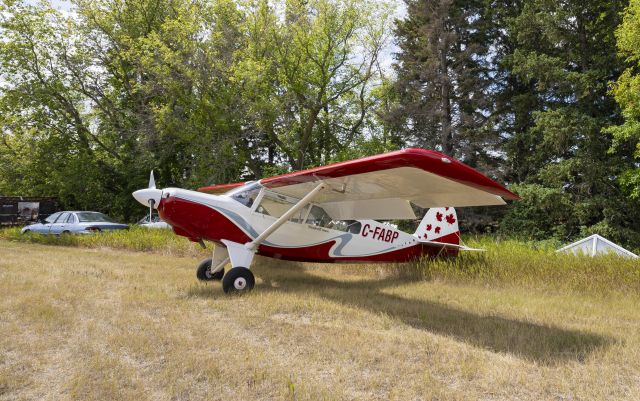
[198,182,247,195]
[199,148,519,220]
[260,148,518,219]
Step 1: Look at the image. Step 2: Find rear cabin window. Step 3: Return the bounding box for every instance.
[329,220,362,234]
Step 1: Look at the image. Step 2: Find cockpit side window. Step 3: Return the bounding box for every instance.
[306,205,332,227]
[255,191,296,217]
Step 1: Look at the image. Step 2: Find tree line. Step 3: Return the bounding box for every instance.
[1,0,639,246]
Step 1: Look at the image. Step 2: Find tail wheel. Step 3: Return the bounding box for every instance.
[196,258,224,281]
[222,267,255,294]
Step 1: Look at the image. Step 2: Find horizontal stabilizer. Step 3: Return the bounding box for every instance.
[418,240,484,252]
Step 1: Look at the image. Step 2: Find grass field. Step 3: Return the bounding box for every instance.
[1,234,640,400]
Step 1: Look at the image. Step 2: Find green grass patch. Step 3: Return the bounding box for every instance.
[410,236,640,294]
[0,226,204,257]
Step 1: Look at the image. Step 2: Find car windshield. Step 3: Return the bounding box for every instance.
[44,212,61,223]
[76,212,115,223]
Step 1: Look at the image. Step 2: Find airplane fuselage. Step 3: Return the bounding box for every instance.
[156,187,457,263]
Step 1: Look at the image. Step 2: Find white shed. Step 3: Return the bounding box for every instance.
[557,234,638,258]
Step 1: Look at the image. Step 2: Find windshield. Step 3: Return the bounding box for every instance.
[227,182,263,208]
[76,212,115,223]
[224,181,261,196]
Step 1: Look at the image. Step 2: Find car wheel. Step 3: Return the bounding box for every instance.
[22,229,30,234]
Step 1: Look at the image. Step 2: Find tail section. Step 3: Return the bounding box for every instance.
[414,207,460,245]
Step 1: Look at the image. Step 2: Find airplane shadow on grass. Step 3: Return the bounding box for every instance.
[192,263,614,365]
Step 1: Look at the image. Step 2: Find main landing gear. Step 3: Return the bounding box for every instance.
[196,259,255,293]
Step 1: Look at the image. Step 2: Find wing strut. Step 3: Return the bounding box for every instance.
[222,182,327,269]
[247,182,326,250]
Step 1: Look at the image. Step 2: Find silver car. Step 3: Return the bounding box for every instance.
[137,214,171,229]
[21,211,128,235]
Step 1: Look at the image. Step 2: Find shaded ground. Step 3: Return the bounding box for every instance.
[1,240,639,400]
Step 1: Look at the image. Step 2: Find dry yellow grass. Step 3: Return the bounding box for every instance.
[1,239,639,400]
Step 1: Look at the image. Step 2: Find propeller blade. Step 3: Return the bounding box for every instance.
[149,170,156,189]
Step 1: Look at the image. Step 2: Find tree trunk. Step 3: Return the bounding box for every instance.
[440,44,453,155]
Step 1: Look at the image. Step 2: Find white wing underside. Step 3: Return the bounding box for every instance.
[263,167,506,220]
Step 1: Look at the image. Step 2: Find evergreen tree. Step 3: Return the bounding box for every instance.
[392,0,498,171]
[501,0,640,244]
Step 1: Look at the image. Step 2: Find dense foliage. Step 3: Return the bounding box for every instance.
[1,0,639,247]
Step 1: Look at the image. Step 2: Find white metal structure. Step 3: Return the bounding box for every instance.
[557,234,638,258]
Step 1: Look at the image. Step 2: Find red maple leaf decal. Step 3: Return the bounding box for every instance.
[426,224,432,231]
[434,226,441,234]
[445,214,456,225]
[436,212,443,222]
[445,207,450,211]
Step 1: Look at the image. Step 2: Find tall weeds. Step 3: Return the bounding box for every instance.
[1,228,638,294]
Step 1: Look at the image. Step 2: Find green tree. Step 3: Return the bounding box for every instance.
[607,0,640,200]
[0,0,247,219]
[235,0,393,171]
[502,0,640,244]
[392,0,499,171]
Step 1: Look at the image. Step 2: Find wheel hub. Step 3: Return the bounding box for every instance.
[234,277,247,290]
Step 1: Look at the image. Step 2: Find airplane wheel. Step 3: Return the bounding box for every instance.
[196,258,224,281]
[222,267,255,294]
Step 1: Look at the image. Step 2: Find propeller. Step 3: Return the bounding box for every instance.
[132,172,162,211]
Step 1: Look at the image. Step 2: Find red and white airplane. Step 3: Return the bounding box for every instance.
[133,148,518,293]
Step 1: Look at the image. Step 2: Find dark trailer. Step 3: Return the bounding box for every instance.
[0,197,59,226]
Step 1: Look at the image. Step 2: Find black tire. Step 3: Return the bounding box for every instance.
[222,267,255,293]
[22,229,30,235]
[196,258,224,281]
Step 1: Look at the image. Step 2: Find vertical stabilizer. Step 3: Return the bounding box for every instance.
[413,207,460,245]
